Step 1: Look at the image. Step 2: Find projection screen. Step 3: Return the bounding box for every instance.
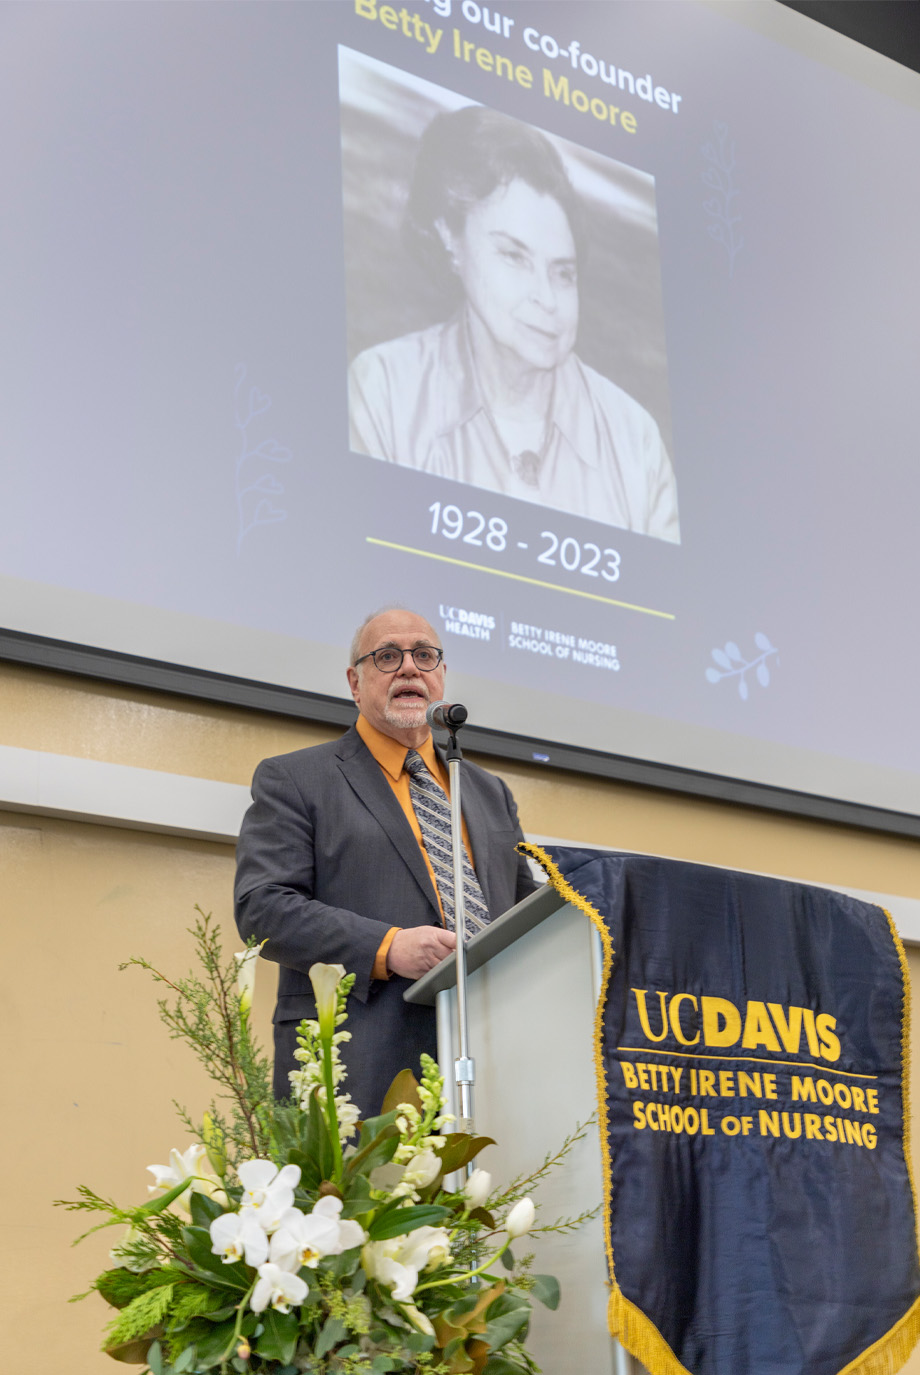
[2,0,919,832]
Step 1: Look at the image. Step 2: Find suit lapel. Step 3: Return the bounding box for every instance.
[336,728,440,913]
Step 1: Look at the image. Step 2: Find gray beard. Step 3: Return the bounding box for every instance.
[383,702,428,731]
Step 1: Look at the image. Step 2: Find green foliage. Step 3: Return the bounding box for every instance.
[119,909,275,1167]
[102,1282,175,1349]
[62,915,587,1375]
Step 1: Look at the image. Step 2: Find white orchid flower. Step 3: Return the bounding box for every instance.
[147,1144,226,1215]
[505,1197,536,1238]
[209,1211,269,1268]
[250,1261,309,1314]
[462,1168,492,1209]
[236,1160,301,1234]
[309,962,347,1038]
[234,941,266,1016]
[311,1194,367,1252]
[269,1206,341,1272]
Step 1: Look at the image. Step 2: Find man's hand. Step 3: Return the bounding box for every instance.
[387,925,456,980]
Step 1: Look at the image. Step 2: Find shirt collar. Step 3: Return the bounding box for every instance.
[356,714,441,782]
[437,311,599,470]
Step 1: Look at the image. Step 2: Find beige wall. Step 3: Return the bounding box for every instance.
[2,659,919,1373]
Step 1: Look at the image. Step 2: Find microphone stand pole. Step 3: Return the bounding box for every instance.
[445,723,475,1136]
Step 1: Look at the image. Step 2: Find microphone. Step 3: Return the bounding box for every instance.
[426,700,468,731]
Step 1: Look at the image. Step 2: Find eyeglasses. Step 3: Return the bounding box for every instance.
[353,645,444,674]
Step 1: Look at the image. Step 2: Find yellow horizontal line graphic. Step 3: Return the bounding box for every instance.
[617,1046,878,1080]
[366,538,676,620]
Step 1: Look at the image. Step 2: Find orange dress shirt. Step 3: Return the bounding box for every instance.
[356,714,474,979]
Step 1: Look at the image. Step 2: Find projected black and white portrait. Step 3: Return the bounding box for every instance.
[341,49,679,543]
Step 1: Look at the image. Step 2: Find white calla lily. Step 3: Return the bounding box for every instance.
[505,1197,536,1238]
[462,1168,492,1209]
[147,1144,226,1215]
[250,1262,308,1314]
[234,941,266,1016]
[362,1225,452,1300]
[309,962,347,1038]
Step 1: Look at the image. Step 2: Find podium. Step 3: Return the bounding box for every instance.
[405,883,634,1375]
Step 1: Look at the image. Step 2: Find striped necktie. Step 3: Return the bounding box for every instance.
[404,749,491,935]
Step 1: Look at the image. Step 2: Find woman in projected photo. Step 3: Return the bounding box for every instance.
[348,105,679,543]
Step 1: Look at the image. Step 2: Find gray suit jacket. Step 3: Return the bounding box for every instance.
[234,724,536,1116]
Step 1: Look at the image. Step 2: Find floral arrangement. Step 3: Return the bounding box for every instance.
[59,915,589,1374]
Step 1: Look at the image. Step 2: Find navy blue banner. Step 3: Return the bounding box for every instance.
[524,845,920,1375]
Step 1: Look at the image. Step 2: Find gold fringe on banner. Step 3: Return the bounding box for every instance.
[519,848,920,1375]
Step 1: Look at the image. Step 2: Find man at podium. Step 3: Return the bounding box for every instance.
[234,606,536,1117]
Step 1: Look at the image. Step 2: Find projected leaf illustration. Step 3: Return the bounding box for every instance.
[706,633,777,701]
[702,122,742,277]
[234,363,291,553]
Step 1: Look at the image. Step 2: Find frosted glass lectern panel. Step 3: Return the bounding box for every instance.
[406,887,633,1375]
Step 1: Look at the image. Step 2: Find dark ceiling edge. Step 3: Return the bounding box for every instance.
[3,627,918,840]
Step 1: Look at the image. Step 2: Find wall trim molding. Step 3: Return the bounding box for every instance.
[2,744,919,942]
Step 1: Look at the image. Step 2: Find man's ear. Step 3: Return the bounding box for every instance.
[345,665,360,705]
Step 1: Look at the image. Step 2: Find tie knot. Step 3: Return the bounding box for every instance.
[404,749,426,777]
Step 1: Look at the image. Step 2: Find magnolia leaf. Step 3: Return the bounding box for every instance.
[189,1192,225,1229]
[342,1124,401,1181]
[530,1274,560,1310]
[381,1069,423,1115]
[104,1333,160,1364]
[181,1227,250,1290]
[315,1315,348,1358]
[481,1356,530,1374]
[436,1134,496,1174]
[253,1309,299,1364]
[356,1107,403,1144]
[367,1203,452,1241]
[483,1305,530,1351]
[194,1317,239,1366]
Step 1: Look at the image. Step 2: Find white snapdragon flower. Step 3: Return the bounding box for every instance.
[505,1197,536,1238]
[462,1168,492,1209]
[209,1211,269,1268]
[250,1262,308,1314]
[237,1160,301,1234]
[147,1144,226,1215]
